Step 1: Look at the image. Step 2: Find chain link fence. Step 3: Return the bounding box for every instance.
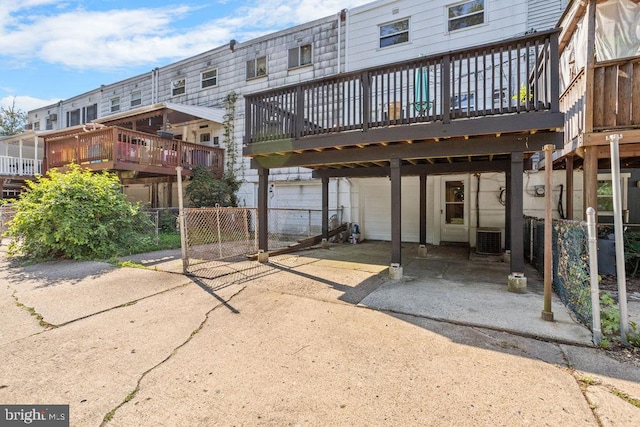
[182,207,344,279]
[524,216,592,327]
[0,205,16,236]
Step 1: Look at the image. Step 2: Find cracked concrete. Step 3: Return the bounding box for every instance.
[1,240,640,425]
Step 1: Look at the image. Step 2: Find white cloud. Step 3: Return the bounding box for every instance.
[1,95,61,112]
[0,0,372,71]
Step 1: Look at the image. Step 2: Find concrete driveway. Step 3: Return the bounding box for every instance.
[1,240,640,426]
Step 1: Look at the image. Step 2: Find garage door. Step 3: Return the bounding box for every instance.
[360,177,420,242]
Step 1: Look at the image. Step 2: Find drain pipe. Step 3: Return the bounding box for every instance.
[475,173,480,229]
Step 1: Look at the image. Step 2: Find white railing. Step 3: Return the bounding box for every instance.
[0,156,43,176]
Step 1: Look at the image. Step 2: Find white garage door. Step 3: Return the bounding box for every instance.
[360,177,420,242]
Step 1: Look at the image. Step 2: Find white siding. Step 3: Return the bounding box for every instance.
[346,0,532,71]
[527,0,567,32]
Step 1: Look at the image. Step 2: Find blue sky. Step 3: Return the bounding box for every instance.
[0,0,370,113]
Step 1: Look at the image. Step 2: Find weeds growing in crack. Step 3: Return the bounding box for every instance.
[12,291,56,329]
[609,387,640,408]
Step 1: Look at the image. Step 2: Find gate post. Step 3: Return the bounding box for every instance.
[176,167,188,274]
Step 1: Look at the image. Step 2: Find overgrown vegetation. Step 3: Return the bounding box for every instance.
[184,91,241,208]
[0,98,27,136]
[5,164,155,260]
[599,291,640,349]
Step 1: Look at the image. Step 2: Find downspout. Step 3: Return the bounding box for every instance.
[155,67,160,103]
[344,8,350,72]
[337,9,347,74]
[475,173,480,229]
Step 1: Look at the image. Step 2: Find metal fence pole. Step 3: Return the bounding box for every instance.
[607,133,629,343]
[176,167,188,274]
[586,207,602,345]
[216,206,223,259]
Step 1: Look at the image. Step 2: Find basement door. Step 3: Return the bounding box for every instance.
[440,175,469,243]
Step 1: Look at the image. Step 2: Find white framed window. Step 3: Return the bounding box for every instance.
[200,133,211,143]
[447,0,485,32]
[32,121,40,131]
[67,109,81,126]
[130,90,142,107]
[171,78,186,96]
[597,173,630,219]
[110,97,120,113]
[288,44,312,69]
[452,93,475,112]
[246,56,267,79]
[201,69,218,88]
[85,103,98,122]
[379,18,409,48]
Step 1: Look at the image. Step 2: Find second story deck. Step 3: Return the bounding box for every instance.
[45,126,224,178]
[243,29,564,174]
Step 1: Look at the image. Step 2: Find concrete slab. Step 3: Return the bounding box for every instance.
[360,275,594,345]
[6,260,192,326]
[109,287,596,426]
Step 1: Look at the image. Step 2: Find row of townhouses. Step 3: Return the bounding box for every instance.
[2,0,639,279]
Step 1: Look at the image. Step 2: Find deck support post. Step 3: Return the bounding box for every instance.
[390,157,403,279]
[505,169,511,251]
[508,151,526,290]
[565,155,574,220]
[322,176,329,248]
[419,173,428,257]
[258,166,269,262]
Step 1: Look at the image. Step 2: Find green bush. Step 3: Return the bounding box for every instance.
[5,164,155,260]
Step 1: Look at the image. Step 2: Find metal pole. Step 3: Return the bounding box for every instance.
[586,207,602,345]
[542,144,554,321]
[607,133,629,343]
[216,206,223,259]
[176,167,188,274]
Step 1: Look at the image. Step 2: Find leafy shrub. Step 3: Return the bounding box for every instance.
[185,166,239,208]
[5,164,154,260]
[158,209,179,233]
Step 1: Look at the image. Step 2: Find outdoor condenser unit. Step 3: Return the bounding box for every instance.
[476,228,502,255]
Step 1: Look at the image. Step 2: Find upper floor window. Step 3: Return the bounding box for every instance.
[110,97,120,113]
[201,69,218,88]
[85,103,98,122]
[288,44,312,69]
[172,78,186,96]
[32,121,40,131]
[130,90,142,107]
[379,19,409,48]
[448,0,484,32]
[246,56,267,79]
[452,93,475,112]
[68,109,81,126]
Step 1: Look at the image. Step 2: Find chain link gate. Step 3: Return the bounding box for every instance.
[180,206,344,281]
[182,207,259,279]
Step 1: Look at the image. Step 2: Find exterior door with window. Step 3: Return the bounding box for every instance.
[440,176,469,243]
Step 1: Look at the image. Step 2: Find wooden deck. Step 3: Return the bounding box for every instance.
[45,126,224,178]
[561,56,640,147]
[243,29,564,173]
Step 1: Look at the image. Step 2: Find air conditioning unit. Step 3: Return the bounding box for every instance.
[48,114,58,121]
[476,228,502,255]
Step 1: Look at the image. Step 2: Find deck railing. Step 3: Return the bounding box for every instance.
[560,56,640,145]
[46,126,224,177]
[245,29,560,145]
[593,57,640,130]
[0,156,43,176]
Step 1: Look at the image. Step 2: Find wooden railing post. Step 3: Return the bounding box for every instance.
[111,128,117,163]
[361,71,370,131]
[442,55,451,124]
[244,96,252,145]
[549,31,560,113]
[295,86,304,139]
